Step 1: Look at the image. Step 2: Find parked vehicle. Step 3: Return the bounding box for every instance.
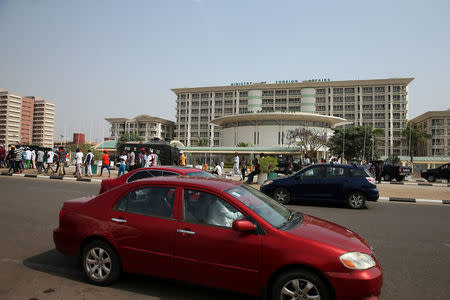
[276,156,301,174]
[370,160,412,182]
[421,163,450,182]
[99,166,215,193]
[54,176,382,300]
[261,164,378,208]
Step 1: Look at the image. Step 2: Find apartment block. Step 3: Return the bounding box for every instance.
[0,89,22,146]
[20,97,35,144]
[171,78,413,156]
[30,97,56,148]
[410,109,450,156]
[106,114,175,142]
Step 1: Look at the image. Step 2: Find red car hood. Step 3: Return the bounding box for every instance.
[289,214,371,253]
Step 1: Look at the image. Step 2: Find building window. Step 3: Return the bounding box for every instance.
[263,91,273,96]
[316,89,326,94]
[239,100,248,105]
[215,93,223,98]
[344,88,355,93]
[275,90,287,96]
[362,87,373,93]
[374,87,385,93]
[333,88,343,94]
[224,92,233,97]
[239,91,248,97]
[288,90,301,95]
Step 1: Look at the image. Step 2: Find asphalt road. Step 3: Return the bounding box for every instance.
[0,177,449,300]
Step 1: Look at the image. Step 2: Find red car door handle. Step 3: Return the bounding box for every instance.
[177,229,195,235]
[111,218,127,223]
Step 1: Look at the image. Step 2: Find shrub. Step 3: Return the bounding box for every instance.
[259,156,278,173]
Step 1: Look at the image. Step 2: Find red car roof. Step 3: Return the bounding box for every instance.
[134,166,207,174]
[133,176,242,191]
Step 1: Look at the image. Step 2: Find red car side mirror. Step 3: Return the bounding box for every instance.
[232,219,256,232]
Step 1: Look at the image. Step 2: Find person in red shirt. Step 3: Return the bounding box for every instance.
[99,150,110,178]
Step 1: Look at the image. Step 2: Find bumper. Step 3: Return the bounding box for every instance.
[365,188,379,201]
[53,228,79,258]
[326,265,383,300]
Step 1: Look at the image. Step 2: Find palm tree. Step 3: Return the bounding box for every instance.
[196,137,209,147]
[402,121,431,163]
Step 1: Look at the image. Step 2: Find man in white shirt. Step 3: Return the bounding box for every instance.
[213,162,223,177]
[75,148,84,178]
[25,148,32,169]
[31,149,36,169]
[231,152,243,180]
[46,149,55,173]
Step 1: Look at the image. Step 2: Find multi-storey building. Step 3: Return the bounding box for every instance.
[0,91,56,148]
[0,89,22,146]
[106,114,175,142]
[20,97,35,144]
[410,109,450,156]
[172,78,413,156]
[26,97,56,148]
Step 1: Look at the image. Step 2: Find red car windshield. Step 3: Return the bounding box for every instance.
[185,171,216,178]
[225,185,291,228]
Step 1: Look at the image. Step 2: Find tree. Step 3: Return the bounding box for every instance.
[192,136,208,147]
[286,128,328,159]
[116,133,144,149]
[65,143,103,160]
[236,142,251,147]
[328,126,384,162]
[402,121,431,163]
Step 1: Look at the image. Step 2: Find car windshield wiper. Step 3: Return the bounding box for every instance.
[277,211,303,229]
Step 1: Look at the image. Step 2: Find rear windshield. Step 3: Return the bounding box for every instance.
[349,168,372,177]
[185,171,216,178]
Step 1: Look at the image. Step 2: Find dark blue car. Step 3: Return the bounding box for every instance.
[260,163,379,209]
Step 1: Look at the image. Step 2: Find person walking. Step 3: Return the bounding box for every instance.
[232,152,243,181]
[129,148,136,171]
[152,150,158,166]
[0,144,6,169]
[15,145,24,173]
[75,148,83,178]
[55,147,67,176]
[117,152,127,177]
[24,148,32,169]
[6,145,17,173]
[84,149,95,177]
[46,149,55,173]
[36,148,45,174]
[99,150,111,178]
[31,149,36,169]
[180,151,186,166]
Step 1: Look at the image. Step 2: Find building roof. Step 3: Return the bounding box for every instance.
[179,146,302,154]
[95,140,117,149]
[171,78,414,93]
[105,114,175,125]
[210,112,347,127]
[410,109,450,124]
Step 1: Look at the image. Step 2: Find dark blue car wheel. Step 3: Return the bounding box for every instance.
[274,187,291,205]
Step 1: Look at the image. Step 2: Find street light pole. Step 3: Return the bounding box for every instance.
[362,126,366,162]
[370,137,374,161]
[342,124,345,163]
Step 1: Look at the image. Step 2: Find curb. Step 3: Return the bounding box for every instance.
[1,172,103,183]
[379,181,450,187]
[378,196,450,205]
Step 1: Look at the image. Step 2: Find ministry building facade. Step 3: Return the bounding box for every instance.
[172,77,413,157]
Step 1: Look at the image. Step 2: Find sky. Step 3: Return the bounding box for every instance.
[1,0,449,142]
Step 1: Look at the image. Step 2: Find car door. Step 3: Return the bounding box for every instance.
[440,164,450,180]
[324,166,348,201]
[173,188,262,295]
[109,184,177,278]
[293,165,326,200]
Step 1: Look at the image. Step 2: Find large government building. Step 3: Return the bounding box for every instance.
[171,77,414,157]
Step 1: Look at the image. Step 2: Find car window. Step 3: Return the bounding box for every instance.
[115,186,176,219]
[182,189,244,228]
[349,168,367,177]
[127,170,153,182]
[149,170,162,176]
[185,171,216,178]
[162,170,179,176]
[301,166,325,178]
[326,166,346,178]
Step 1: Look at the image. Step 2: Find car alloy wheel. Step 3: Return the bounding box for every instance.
[82,240,121,285]
[427,175,436,182]
[347,191,366,209]
[274,188,291,205]
[383,174,391,181]
[272,269,331,300]
[281,279,320,300]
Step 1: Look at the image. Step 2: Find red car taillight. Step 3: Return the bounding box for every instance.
[398,167,401,173]
[366,177,376,185]
[59,208,67,227]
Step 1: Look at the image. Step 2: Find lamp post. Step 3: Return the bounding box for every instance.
[370,137,374,161]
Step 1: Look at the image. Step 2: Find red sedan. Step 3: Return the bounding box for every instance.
[99,166,215,193]
[54,177,382,300]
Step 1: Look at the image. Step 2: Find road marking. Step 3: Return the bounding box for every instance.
[444,243,450,247]
[0,258,22,264]
[416,199,443,203]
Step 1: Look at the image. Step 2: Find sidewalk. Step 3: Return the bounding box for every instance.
[0,165,118,180]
